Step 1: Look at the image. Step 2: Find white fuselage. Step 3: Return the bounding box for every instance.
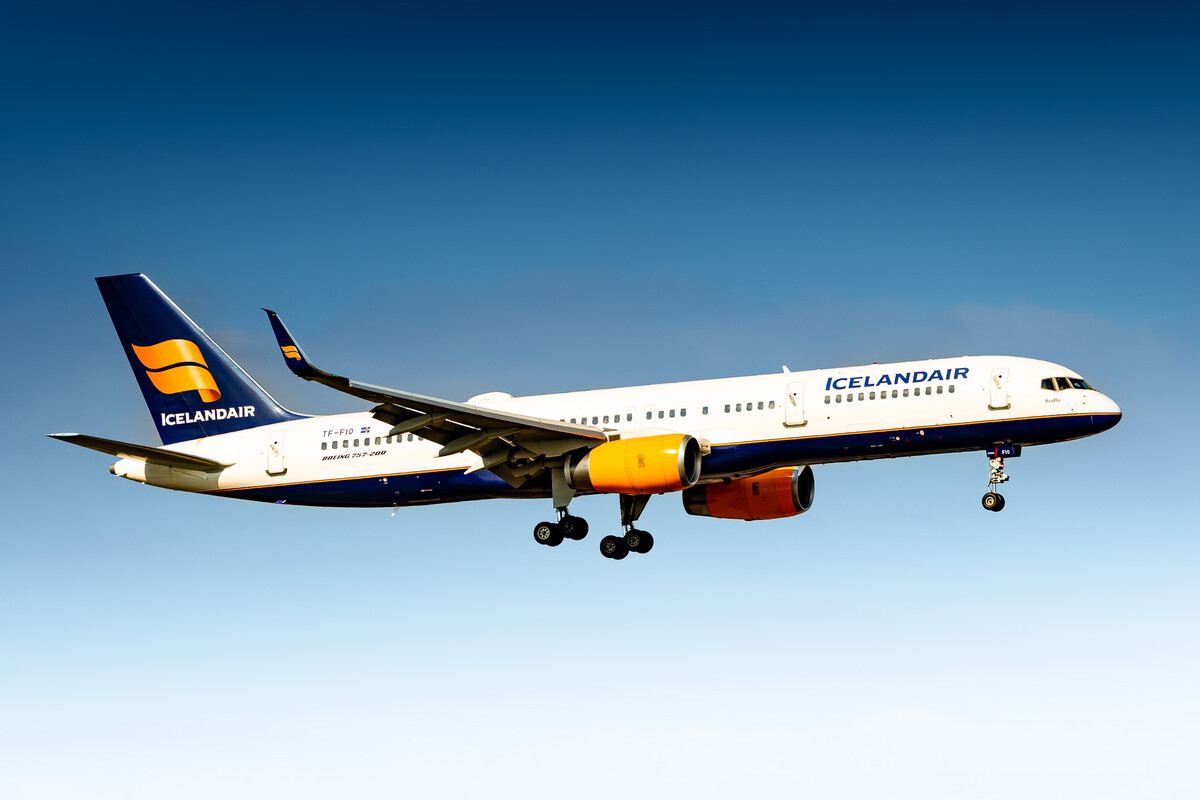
[112,355,1120,507]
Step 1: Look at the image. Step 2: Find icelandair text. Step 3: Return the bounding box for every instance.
[825,367,969,392]
[161,406,256,426]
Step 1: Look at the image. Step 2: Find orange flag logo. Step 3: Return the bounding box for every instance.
[131,339,221,403]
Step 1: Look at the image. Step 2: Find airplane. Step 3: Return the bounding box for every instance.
[50,274,1122,559]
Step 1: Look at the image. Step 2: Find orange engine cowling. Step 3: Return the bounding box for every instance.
[682,466,815,520]
[567,434,702,495]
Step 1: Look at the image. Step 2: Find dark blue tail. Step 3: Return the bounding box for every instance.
[97,274,304,445]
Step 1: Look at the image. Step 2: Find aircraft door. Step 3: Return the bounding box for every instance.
[784,382,807,427]
[266,430,287,475]
[988,368,1011,410]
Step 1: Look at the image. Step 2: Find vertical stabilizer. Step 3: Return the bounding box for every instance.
[97,274,303,444]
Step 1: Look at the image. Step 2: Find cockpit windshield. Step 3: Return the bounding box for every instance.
[1041,376,1093,391]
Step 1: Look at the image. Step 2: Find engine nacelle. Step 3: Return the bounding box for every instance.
[682,465,815,520]
[567,434,702,495]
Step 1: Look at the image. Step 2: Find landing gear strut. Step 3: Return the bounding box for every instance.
[982,451,1010,512]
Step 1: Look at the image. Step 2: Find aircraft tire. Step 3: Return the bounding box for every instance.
[534,521,564,546]
[982,492,1003,512]
[600,535,628,560]
[560,515,589,540]
[626,529,653,554]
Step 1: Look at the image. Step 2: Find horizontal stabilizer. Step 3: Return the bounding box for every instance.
[46,433,233,471]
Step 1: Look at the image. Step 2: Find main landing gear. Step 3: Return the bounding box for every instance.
[532,510,589,547]
[598,495,654,560]
[982,452,1010,512]
[532,495,655,560]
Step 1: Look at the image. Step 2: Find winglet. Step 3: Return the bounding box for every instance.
[263,309,344,385]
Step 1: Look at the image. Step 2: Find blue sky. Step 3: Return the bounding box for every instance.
[3,3,1198,798]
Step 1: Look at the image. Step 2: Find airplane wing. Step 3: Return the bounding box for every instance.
[264,310,610,487]
[46,433,232,471]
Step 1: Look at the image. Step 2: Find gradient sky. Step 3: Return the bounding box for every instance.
[3,3,1199,798]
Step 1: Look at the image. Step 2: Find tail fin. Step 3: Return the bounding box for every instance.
[97,274,303,445]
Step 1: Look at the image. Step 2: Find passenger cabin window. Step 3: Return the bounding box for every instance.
[322,441,328,450]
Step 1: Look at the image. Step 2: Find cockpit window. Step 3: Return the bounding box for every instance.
[1042,376,1095,391]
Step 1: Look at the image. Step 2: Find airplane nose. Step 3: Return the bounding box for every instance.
[1092,394,1122,430]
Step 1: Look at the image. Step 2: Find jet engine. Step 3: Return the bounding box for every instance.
[682,465,815,520]
[566,434,702,495]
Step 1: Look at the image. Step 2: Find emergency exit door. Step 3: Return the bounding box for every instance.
[784,382,807,426]
[988,368,1011,410]
[266,430,287,475]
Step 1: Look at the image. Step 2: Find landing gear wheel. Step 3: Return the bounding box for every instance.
[625,529,654,554]
[559,515,589,540]
[982,492,1005,512]
[533,520,564,546]
[599,535,629,560]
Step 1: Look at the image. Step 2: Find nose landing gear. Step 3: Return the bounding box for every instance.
[981,447,1016,512]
